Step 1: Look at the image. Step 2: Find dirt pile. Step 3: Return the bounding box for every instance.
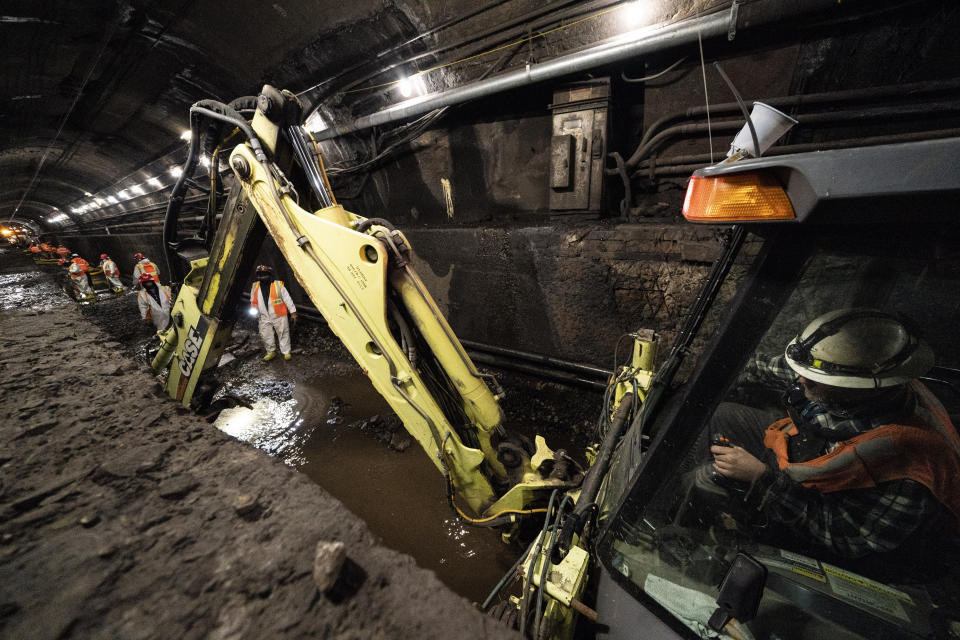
[0,303,516,639]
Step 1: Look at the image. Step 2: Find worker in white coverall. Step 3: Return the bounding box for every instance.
[68,253,95,300]
[132,252,160,287]
[99,253,124,292]
[137,273,172,331]
[250,265,297,361]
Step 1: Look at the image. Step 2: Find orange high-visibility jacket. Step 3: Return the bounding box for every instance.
[764,381,960,522]
[70,257,90,276]
[29,245,41,253]
[251,280,289,316]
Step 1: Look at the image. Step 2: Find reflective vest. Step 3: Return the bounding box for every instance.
[251,280,288,317]
[102,260,118,276]
[764,381,960,523]
[40,243,53,252]
[29,245,41,253]
[136,261,160,283]
[70,257,90,276]
[56,246,69,256]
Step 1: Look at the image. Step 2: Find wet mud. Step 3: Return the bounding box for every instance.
[3,245,602,616]
[0,247,519,639]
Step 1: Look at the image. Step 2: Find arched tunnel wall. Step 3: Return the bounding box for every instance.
[61,221,722,365]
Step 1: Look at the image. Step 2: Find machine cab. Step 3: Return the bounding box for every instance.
[594,138,960,639]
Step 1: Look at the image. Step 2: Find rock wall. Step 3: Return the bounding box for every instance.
[66,221,726,365]
[405,222,727,364]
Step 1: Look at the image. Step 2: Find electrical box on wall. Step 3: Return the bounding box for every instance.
[548,78,610,214]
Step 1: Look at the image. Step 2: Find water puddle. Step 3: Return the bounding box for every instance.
[214,372,520,602]
[0,270,71,311]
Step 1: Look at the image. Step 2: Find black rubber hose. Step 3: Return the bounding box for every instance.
[713,61,760,158]
[354,217,399,233]
[551,393,634,564]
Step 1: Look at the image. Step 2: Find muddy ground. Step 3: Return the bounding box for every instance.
[0,246,520,639]
[0,244,605,638]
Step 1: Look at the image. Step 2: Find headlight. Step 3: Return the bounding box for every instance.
[248,307,258,317]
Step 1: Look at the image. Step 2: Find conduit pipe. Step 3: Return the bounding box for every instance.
[314,0,854,142]
[633,77,960,157]
[459,338,612,379]
[633,128,960,177]
[627,100,960,170]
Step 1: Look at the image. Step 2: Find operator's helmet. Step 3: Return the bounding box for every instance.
[138,273,156,286]
[71,253,79,258]
[784,309,934,389]
[134,252,145,260]
[255,265,273,277]
[100,253,109,260]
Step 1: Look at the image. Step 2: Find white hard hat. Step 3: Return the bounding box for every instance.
[784,309,933,389]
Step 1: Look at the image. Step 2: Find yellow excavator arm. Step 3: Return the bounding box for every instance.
[151,86,578,521]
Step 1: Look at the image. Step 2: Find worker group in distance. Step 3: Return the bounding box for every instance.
[29,242,298,359]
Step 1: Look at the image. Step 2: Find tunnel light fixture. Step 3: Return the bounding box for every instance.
[83,191,92,196]
[200,155,211,168]
[304,111,327,133]
[180,130,192,141]
[170,166,183,178]
[107,196,119,205]
[397,73,427,98]
[147,177,163,188]
[131,184,145,195]
[117,189,129,199]
[48,213,68,223]
[621,0,655,28]
[95,198,106,206]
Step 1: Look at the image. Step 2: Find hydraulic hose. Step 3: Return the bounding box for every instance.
[551,393,634,564]
[162,99,266,280]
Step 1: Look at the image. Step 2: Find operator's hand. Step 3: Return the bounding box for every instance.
[711,445,767,483]
[290,312,298,324]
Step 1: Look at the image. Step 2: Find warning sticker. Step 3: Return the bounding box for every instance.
[762,555,827,583]
[780,549,821,570]
[822,563,913,621]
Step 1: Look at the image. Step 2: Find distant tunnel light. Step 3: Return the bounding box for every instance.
[117,189,129,199]
[682,173,795,222]
[200,156,211,168]
[147,177,163,188]
[180,130,192,141]
[107,196,119,205]
[48,214,68,223]
[131,184,144,195]
[95,198,107,206]
[170,166,183,178]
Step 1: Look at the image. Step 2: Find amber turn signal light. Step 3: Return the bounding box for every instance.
[682,172,795,222]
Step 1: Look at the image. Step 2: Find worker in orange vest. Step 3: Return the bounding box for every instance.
[709,309,959,567]
[68,253,94,300]
[28,242,42,255]
[132,252,160,287]
[249,265,297,361]
[39,241,54,256]
[55,245,70,259]
[99,253,124,292]
[137,273,172,331]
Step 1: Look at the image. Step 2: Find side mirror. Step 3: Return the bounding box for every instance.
[708,552,767,631]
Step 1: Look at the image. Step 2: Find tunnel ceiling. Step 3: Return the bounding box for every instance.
[3,0,742,230]
[1,0,435,227]
[3,0,956,231]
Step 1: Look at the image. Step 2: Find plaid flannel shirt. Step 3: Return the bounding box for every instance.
[747,354,938,558]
